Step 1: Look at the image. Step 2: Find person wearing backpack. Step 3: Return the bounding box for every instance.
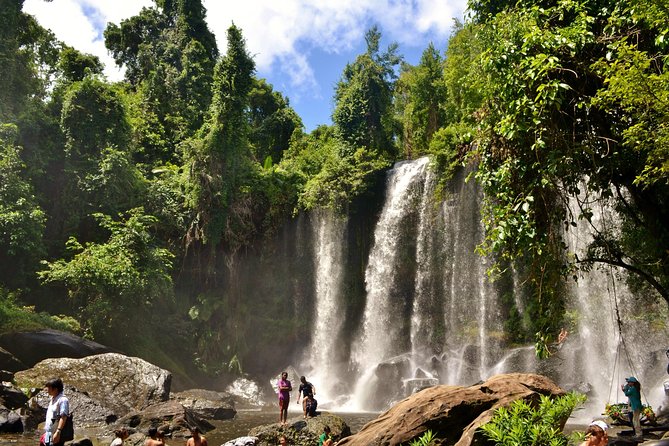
[41,378,71,446]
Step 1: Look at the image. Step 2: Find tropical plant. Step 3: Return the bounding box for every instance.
[407,429,436,446]
[38,208,174,344]
[481,393,586,445]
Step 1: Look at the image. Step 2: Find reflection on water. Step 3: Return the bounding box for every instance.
[0,411,379,446]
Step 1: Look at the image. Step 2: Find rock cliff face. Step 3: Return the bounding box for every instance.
[0,330,113,368]
[15,353,171,417]
[337,373,565,446]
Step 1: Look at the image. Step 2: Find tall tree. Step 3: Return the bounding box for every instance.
[333,26,401,158]
[0,1,58,123]
[184,23,255,257]
[0,124,46,289]
[466,0,669,348]
[395,43,446,158]
[104,0,218,165]
[248,78,303,165]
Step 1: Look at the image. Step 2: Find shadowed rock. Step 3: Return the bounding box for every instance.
[0,330,113,368]
[171,388,236,420]
[115,400,214,438]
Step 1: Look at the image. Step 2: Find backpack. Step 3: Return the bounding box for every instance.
[307,398,318,417]
[55,396,74,442]
[60,414,74,442]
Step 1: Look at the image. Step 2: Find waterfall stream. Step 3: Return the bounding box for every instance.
[295,158,669,413]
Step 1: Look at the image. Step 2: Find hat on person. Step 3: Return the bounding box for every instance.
[590,420,609,432]
[626,376,638,383]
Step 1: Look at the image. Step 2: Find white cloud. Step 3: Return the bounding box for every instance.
[22,0,466,92]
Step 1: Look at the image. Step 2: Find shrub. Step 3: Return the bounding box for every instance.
[481,393,586,446]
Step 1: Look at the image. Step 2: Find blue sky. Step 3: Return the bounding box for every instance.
[23,0,467,132]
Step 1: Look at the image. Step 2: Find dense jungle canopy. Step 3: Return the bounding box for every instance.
[0,0,667,380]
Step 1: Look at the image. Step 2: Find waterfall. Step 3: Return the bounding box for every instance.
[347,157,430,410]
[299,158,669,413]
[302,210,347,405]
[344,158,506,410]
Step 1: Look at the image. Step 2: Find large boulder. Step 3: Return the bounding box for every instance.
[0,406,23,433]
[337,373,565,446]
[0,382,28,409]
[0,346,26,373]
[0,330,113,368]
[29,385,118,427]
[248,412,350,446]
[115,400,214,438]
[172,389,236,420]
[15,353,171,417]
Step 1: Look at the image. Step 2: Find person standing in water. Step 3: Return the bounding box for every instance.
[277,371,292,426]
[186,427,207,446]
[622,376,643,439]
[42,378,70,446]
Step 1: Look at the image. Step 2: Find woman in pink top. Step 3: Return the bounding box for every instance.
[277,371,292,426]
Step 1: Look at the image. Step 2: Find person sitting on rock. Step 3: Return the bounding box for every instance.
[318,426,332,446]
[186,427,207,446]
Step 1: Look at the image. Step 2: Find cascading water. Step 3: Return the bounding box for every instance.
[296,158,669,414]
[557,187,669,419]
[347,158,431,410]
[343,158,506,410]
[301,210,347,405]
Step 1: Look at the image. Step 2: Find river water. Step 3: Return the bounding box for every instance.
[0,410,379,446]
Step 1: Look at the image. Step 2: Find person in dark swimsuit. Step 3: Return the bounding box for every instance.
[297,376,316,419]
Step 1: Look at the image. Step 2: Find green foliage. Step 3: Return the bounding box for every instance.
[0,4,59,122]
[61,77,131,162]
[0,127,46,288]
[481,393,586,446]
[407,429,436,446]
[333,26,401,158]
[104,0,218,163]
[248,78,303,164]
[183,24,255,250]
[470,0,669,312]
[58,46,103,82]
[38,208,174,344]
[0,289,79,334]
[395,43,447,158]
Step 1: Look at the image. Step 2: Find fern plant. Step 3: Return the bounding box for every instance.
[408,429,436,446]
[481,393,586,446]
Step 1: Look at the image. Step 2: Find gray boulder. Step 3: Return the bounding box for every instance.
[0,381,28,409]
[30,385,118,427]
[15,353,171,417]
[0,330,112,368]
[115,399,214,438]
[172,389,236,420]
[0,406,23,433]
[248,412,350,446]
